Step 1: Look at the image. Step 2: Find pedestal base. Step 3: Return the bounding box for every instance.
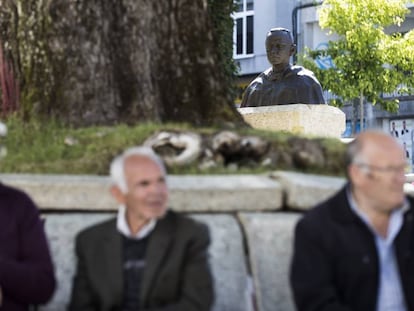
[238,104,345,138]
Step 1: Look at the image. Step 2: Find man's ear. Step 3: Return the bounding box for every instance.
[290,44,296,56]
[349,163,366,186]
[110,185,126,204]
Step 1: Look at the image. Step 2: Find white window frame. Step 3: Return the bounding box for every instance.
[232,0,254,59]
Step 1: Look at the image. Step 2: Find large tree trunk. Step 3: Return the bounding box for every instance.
[0,0,244,127]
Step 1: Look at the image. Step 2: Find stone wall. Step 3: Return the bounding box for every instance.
[0,172,388,311]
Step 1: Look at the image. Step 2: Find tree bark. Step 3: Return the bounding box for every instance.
[0,0,244,127]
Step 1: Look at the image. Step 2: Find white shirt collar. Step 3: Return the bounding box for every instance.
[346,186,409,241]
[116,205,156,239]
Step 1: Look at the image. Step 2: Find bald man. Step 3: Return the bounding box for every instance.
[290,130,414,311]
[240,27,325,107]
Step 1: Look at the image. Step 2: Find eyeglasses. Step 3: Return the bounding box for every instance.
[355,162,407,174]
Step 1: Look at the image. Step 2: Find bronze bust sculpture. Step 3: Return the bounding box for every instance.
[240,28,326,107]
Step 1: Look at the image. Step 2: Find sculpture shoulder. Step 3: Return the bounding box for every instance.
[290,65,317,78]
[246,67,272,88]
[288,65,322,85]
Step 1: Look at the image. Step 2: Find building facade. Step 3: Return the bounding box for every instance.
[233,1,414,147]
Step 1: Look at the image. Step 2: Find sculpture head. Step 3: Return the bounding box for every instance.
[265,28,296,69]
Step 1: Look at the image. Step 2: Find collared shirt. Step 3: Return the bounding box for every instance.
[265,66,292,81]
[116,205,156,240]
[347,188,408,311]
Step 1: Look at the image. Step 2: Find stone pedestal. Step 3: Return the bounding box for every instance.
[238,104,346,138]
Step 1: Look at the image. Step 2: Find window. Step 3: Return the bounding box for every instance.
[233,0,254,58]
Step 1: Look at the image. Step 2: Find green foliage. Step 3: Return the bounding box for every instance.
[208,0,239,101]
[1,115,163,174]
[303,0,414,111]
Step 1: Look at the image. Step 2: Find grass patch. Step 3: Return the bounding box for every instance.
[0,116,346,176]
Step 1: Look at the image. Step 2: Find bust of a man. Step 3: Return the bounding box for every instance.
[240,28,326,107]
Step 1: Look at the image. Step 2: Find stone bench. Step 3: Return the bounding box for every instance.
[238,104,346,138]
[0,173,350,311]
[0,174,283,212]
[42,213,251,311]
[3,172,412,310]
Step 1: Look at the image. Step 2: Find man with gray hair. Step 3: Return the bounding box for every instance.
[290,130,414,311]
[69,146,214,311]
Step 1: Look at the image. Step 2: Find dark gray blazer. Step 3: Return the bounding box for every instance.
[68,210,214,311]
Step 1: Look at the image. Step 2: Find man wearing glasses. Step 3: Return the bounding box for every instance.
[290,130,414,311]
[240,27,325,107]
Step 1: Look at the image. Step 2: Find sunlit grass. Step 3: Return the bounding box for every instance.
[0,115,346,176]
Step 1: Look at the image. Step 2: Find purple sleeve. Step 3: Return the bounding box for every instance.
[0,191,56,304]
